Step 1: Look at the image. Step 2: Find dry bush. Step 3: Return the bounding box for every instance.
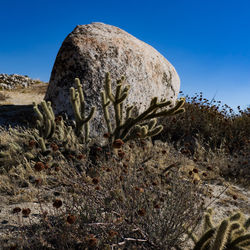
[0,138,207,249]
[0,90,249,249]
[155,92,250,185]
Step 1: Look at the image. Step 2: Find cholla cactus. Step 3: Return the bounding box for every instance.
[70,78,96,143]
[101,72,185,143]
[188,209,250,250]
[33,100,56,152]
[33,100,56,140]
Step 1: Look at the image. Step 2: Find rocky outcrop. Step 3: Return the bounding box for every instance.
[44,22,180,139]
[0,74,46,90]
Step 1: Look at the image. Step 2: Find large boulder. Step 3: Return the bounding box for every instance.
[44,22,180,139]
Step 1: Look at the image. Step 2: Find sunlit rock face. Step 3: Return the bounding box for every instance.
[45,22,180,139]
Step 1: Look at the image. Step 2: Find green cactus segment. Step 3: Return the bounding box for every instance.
[101,91,112,134]
[228,234,250,248]
[230,213,243,222]
[101,72,185,143]
[189,210,250,250]
[33,101,56,140]
[193,228,215,250]
[203,213,214,232]
[70,78,96,142]
[210,220,229,250]
[244,218,250,230]
[38,137,47,153]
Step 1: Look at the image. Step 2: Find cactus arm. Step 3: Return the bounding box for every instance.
[33,102,43,121]
[44,118,52,139]
[101,91,112,134]
[173,108,185,115]
[84,123,90,143]
[227,234,250,248]
[33,101,56,140]
[243,218,250,230]
[75,78,85,103]
[193,228,215,250]
[203,213,214,232]
[125,106,133,121]
[47,101,55,120]
[76,78,86,119]
[80,106,96,126]
[70,78,96,142]
[41,101,53,120]
[105,72,115,102]
[70,87,82,122]
[145,98,185,120]
[228,223,242,244]
[118,98,171,140]
[114,99,122,128]
[210,220,230,250]
[38,137,47,153]
[148,118,157,129]
[146,125,163,137]
[101,72,186,143]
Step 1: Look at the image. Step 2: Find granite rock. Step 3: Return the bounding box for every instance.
[44,22,181,139]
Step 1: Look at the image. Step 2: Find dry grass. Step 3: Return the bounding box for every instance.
[0,91,249,249]
[0,92,10,102]
[155,92,250,186]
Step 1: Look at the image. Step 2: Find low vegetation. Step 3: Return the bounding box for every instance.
[0,74,249,249]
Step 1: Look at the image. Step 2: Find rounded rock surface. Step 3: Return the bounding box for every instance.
[44,22,181,140]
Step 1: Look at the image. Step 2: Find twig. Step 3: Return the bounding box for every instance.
[112,237,148,247]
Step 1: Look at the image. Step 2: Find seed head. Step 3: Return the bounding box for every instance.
[138,208,146,216]
[112,139,124,149]
[35,178,43,186]
[50,143,59,151]
[22,208,31,217]
[77,154,85,160]
[103,133,110,138]
[53,199,63,209]
[92,177,99,185]
[66,214,76,224]
[154,204,160,209]
[108,230,118,238]
[118,150,125,158]
[34,162,44,172]
[28,140,36,148]
[13,207,21,214]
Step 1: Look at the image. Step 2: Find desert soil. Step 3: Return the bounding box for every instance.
[0,83,48,129]
[0,82,48,105]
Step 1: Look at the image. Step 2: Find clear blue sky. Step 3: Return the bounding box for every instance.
[0,0,249,111]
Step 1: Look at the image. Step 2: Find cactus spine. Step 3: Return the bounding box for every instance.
[189,209,250,250]
[70,78,95,143]
[101,72,185,143]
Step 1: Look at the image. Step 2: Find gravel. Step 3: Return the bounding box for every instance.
[0,74,47,90]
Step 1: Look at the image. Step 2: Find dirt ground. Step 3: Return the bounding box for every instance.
[0,83,48,129]
[0,82,48,105]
